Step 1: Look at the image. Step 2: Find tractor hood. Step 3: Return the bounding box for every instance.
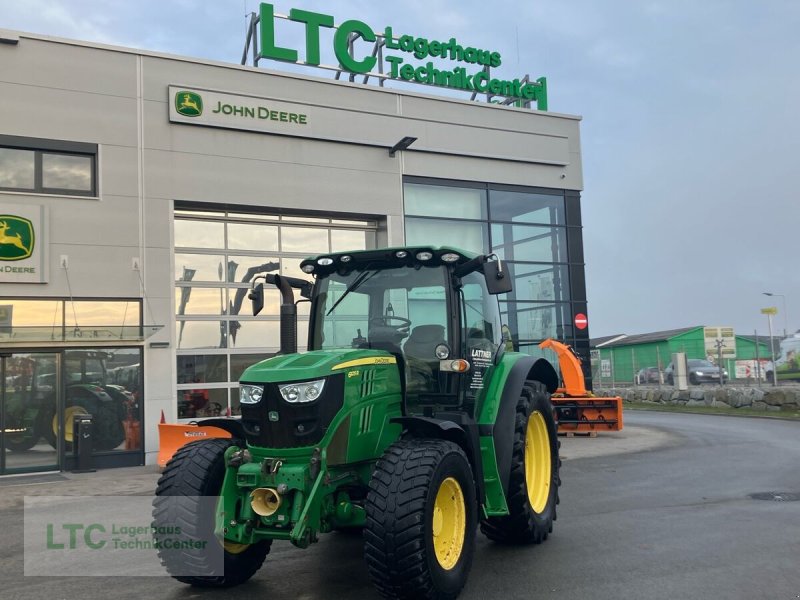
[240,348,396,384]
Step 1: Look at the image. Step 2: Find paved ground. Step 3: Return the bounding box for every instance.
[2,411,799,599]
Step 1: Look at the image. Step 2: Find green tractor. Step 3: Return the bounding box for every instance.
[153,246,562,599]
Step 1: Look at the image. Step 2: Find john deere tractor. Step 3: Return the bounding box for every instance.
[153,246,561,600]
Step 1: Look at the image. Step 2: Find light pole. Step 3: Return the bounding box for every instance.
[761,307,778,387]
[763,292,788,337]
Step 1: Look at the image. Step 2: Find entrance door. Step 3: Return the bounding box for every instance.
[0,352,60,474]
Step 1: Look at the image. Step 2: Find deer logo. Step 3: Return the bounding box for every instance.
[175,91,203,117]
[0,216,34,261]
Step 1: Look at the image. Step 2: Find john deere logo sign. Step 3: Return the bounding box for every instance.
[175,91,203,117]
[0,216,34,261]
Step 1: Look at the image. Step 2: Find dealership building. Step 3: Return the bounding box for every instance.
[0,17,587,473]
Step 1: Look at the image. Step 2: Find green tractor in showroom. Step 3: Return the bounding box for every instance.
[154,246,561,600]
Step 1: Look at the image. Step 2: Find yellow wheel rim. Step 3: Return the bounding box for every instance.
[432,476,466,570]
[56,406,89,443]
[223,540,250,555]
[524,411,552,513]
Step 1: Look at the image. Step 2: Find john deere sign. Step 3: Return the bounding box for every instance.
[175,91,203,117]
[0,204,47,283]
[255,3,547,110]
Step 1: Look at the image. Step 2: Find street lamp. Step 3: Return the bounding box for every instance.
[762,292,788,337]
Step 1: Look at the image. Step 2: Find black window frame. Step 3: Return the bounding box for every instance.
[0,135,98,197]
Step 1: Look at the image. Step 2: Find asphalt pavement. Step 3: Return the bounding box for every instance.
[1,411,799,599]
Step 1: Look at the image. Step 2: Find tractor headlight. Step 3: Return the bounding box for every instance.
[240,384,264,405]
[279,379,326,403]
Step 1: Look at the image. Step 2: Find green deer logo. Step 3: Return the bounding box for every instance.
[0,217,34,261]
[175,91,203,117]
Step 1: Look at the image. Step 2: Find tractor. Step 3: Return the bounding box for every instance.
[153,246,562,600]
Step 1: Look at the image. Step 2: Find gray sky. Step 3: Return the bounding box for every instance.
[2,0,798,339]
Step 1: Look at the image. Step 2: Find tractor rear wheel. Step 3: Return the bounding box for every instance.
[365,439,477,600]
[481,380,560,544]
[153,438,270,587]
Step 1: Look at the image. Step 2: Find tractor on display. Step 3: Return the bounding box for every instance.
[153,246,562,600]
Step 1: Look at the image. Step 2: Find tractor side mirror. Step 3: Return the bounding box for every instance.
[249,283,264,316]
[483,259,513,295]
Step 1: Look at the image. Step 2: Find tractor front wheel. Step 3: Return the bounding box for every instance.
[365,439,477,600]
[481,380,561,544]
[153,438,271,587]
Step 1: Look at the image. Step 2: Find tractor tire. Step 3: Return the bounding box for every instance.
[153,438,270,587]
[480,380,561,544]
[365,439,477,600]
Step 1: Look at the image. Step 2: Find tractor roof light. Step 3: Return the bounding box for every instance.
[317,257,334,266]
[340,255,352,263]
[395,250,409,259]
[440,252,460,263]
[301,264,315,274]
[415,251,433,261]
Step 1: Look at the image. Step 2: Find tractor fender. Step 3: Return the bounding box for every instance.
[493,357,559,495]
[194,417,246,440]
[391,416,485,506]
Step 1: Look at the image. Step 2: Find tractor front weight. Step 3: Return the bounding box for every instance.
[215,444,364,549]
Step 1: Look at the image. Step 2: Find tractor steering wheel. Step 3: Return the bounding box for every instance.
[369,315,412,334]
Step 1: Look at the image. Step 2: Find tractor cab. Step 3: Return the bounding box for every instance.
[250,246,512,418]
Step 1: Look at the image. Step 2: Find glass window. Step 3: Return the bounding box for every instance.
[505,263,570,303]
[501,302,572,343]
[175,287,227,316]
[174,220,224,249]
[280,226,329,253]
[177,354,227,384]
[228,223,279,251]
[489,190,565,225]
[0,148,34,190]
[331,229,370,252]
[176,320,227,349]
[228,319,279,349]
[461,272,502,347]
[225,256,280,283]
[178,387,227,419]
[175,254,226,282]
[405,183,486,220]
[405,218,488,255]
[491,224,567,263]
[42,153,92,191]
[66,301,139,327]
[0,300,62,327]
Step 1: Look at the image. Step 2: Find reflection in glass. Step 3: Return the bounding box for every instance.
[331,229,369,251]
[229,319,279,349]
[505,263,570,303]
[491,224,567,263]
[0,148,35,189]
[176,320,227,349]
[174,254,225,282]
[228,223,278,251]
[175,287,226,316]
[489,190,565,225]
[280,226,329,253]
[0,300,62,327]
[3,352,59,471]
[404,184,486,220]
[500,302,572,342]
[42,153,92,191]
[177,354,227,384]
[405,218,488,254]
[225,256,280,282]
[174,220,224,249]
[177,387,227,419]
[66,301,140,327]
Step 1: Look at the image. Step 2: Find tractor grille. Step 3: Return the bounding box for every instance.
[240,374,344,448]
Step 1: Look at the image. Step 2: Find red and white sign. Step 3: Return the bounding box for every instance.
[575,313,588,330]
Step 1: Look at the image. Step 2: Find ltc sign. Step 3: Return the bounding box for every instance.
[255,3,548,110]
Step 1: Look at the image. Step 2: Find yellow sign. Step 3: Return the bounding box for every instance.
[760,307,778,315]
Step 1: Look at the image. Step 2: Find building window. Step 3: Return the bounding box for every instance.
[0,135,97,197]
[174,206,378,418]
[403,178,583,361]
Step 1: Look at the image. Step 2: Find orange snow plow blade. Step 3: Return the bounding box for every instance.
[540,338,623,434]
[157,423,232,469]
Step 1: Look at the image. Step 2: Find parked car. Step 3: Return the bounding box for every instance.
[665,359,728,385]
[636,367,661,384]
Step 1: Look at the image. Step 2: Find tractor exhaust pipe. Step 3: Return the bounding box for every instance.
[250,487,282,516]
[273,275,297,355]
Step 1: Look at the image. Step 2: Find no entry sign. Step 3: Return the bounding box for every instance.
[575,313,588,330]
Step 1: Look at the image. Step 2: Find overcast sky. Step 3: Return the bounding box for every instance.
[2,0,798,339]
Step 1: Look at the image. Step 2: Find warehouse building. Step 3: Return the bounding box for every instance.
[0,23,586,473]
